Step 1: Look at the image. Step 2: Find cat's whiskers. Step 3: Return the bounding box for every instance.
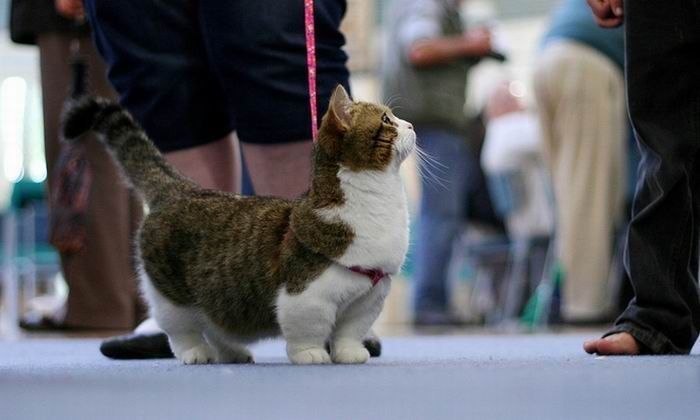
[416,158,448,189]
[412,143,449,190]
[413,144,446,171]
[383,94,403,109]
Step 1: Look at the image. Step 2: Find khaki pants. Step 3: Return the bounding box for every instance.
[533,40,626,321]
[38,33,144,329]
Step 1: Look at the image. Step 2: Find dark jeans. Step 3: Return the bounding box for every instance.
[608,0,700,354]
[412,126,500,315]
[413,127,474,315]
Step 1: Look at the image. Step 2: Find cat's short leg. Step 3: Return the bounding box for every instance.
[277,285,338,365]
[161,316,215,365]
[170,334,216,365]
[203,327,254,364]
[278,299,335,364]
[140,274,214,364]
[332,276,391,364]
[323,329,382,357]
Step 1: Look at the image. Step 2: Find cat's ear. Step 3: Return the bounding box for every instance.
[327,85,353,131]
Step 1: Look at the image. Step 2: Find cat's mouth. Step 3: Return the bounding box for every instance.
[394,126,416,163]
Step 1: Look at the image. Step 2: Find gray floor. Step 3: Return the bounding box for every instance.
[0,334,698,420]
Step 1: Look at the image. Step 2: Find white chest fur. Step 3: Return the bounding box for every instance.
[316,166,409,273]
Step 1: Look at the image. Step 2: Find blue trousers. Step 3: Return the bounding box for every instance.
[413,126,486,315]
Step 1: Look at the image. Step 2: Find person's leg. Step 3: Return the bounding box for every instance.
[86,0,241,190]
[198,0,349,199]
[240,141,312,199]
[412,127,471,322]
[164,132,241,193]
[585,0,700,355]
[83,0,239,335]
[37,33,141,329]
[534,41,626,322]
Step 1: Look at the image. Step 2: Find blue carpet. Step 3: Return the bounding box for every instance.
[0,335,698,420]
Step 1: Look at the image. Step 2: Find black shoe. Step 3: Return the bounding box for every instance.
[100,332,174,359]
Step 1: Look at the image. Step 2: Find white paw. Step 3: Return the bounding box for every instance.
[179,344,216,365]
[332,345,370,364]
[288,347,332,365]
[217,348,255,364]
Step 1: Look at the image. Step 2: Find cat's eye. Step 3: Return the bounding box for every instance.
[381,113,391,124]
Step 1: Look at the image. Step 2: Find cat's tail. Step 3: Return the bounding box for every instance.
[62,97,197,208]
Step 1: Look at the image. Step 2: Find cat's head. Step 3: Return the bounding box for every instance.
[317,85,415,171]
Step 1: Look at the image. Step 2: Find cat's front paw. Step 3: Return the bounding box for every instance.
[288,347,332,365]
[332,345,370,364]
[179,344,216,365]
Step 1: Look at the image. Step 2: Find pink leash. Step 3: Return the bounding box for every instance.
[304,0,319,141]
[303,2,384,287]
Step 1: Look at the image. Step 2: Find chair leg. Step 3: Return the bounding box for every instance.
[500,238,531,323]
[1,212,20,338]
[21,207,38,305]
[531,238,558,328]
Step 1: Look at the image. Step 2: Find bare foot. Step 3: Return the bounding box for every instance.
[583,332,641,355]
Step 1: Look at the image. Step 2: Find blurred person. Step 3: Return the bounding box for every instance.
[481,82,552,242]
[10,0,145,330]
[479,83,554,323]
[584,0,700,355]
[382,0,498,326]
[533,0,626,324]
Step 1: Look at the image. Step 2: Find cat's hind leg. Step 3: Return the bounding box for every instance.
[140,273,215,365]
[203,324,254,364]
[331,275,391,364]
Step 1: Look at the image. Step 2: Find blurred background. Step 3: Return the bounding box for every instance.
[0,0,631,339]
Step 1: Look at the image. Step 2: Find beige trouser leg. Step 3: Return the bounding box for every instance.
[38,33,144,329]
[533,40,626,321]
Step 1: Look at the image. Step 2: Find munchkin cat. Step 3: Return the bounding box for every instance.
[63,85,415,364]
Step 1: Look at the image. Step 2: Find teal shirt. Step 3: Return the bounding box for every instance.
[542,0,625,69]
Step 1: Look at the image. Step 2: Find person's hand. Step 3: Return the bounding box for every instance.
[55,0,85,20]
[485,82,523,121]
[463,27,492,57]
[586,0,624,28]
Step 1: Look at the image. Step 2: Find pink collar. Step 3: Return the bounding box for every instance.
[349,266,387,286]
